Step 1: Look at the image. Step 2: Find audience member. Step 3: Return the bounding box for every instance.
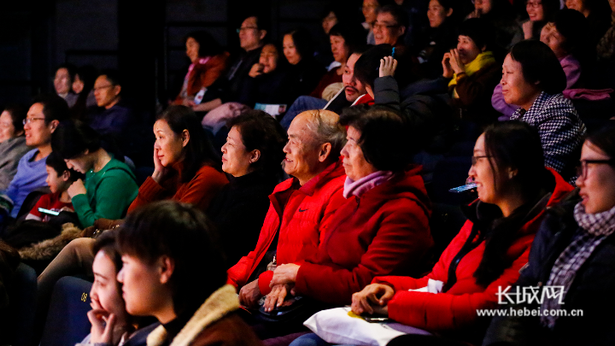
[282,28,326,101]
[484,122,615,346]
[415,0,459,79]
[116,201,263,346]
[264,107,433,314]
[230,110,346,311]
[208,110,287,267]
[4,95,68,219]
[173,31,230,107]
[51,121,138,228]
[467,0,523,50]
[522,0,560,40]
[279,48,370,130]
[565,0,612,47]
[300,121,574,346]
[443,19,501,125]
[0,105,30,191]
[192,14,268,112]
[362,0,396,44]
[596,0,615,61]
[309,22,366,100]
[76,231,157,346]
[503,40,586,181]
[87,70,136,155]
[128,105,227,213]
[373,4,409,47]
[70,65,98,120]
[54,63,78,108]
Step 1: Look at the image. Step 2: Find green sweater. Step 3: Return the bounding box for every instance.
[71,158,138,228]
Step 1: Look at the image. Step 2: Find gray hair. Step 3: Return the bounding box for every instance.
[300,110,346,161]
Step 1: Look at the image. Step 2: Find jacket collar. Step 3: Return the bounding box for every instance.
[273,159,345,197]
[146,285,239,346]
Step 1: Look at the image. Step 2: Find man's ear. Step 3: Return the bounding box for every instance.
[318,142,332,163]
[113,85,122,97]
[446,8,454,17]
[48,119,59,133]
[259,29,267,41]
[398,25,406,37]
[181,129,190,147]
[158,255,175,285]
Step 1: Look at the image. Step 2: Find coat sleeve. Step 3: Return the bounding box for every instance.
[127,176,174,213]
[198,54,230,90]
[173,167,228,211]
[385,234,534,331]
[454,63,500,109]
[293,198,433,305]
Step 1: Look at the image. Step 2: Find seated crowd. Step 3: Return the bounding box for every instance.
[0,0,615,345]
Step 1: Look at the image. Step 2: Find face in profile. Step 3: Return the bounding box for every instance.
[93,75,121,109]
[24,103,55,148]
[322,11,338,34]
[330,35,348,63]
[72,74,85,95]
[341,126,376,181]
[117,254,168,317]
[64,154,91,174]
[221,126,255,177]
[474,0,493,15]
[0,111,19,143]
[500,53,541,110]
[259,44,279,74]
[468,134,512,205]
[54,68,72,96]
[283,114,323,183]
[185,37,200,63]
[363,0,379,24]
[153,119,186,168]
[576,141,615,214]
[239,16,264,52]
[91,250,128,324]
[45,166,69,194]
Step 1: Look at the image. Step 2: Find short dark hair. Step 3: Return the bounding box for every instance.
[185,30,224,57]
[244,13,270,33]
[535,0,561,22]
[376,4,410,29]
[284,28,314,62]
[98,69,123,87]
[2,104,27,134]
[329,22,368,54]
[458,18,495,51]
[226,110,287,179]
[340,105,414,172]
[509,40,566,94]
[156,105,221,182]
[93,229,123,275]
[354,44,412,89]
[117,201,226,317]
[45,151,83,182]
[51,120,102,159]
[552,9,589,59]
[32,94,70,124]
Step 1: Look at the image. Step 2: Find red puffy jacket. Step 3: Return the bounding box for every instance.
[227,160,346,293]
[373,168,574,334]
[292,166,433,305]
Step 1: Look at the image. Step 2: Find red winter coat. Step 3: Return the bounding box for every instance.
[227,160,346,293]
[290,166,433,305]
[373,168,573,335]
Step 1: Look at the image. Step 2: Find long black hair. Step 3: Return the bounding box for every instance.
[157,105,221,182]
[472,121,551,287]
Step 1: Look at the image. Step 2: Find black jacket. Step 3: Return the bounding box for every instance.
[483,189,615,346]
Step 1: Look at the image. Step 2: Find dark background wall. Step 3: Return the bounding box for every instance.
[0,0,362,114]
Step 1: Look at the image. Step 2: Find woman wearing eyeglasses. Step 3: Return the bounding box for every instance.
[522,0,560,40]
[344,121,574,346]
[484,123,615,345]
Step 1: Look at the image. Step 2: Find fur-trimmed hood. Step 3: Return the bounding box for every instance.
[146,284,240,346]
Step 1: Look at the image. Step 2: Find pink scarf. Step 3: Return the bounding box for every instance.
[343,170,394,199]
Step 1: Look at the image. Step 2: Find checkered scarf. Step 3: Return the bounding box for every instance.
[541,202,615,328]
